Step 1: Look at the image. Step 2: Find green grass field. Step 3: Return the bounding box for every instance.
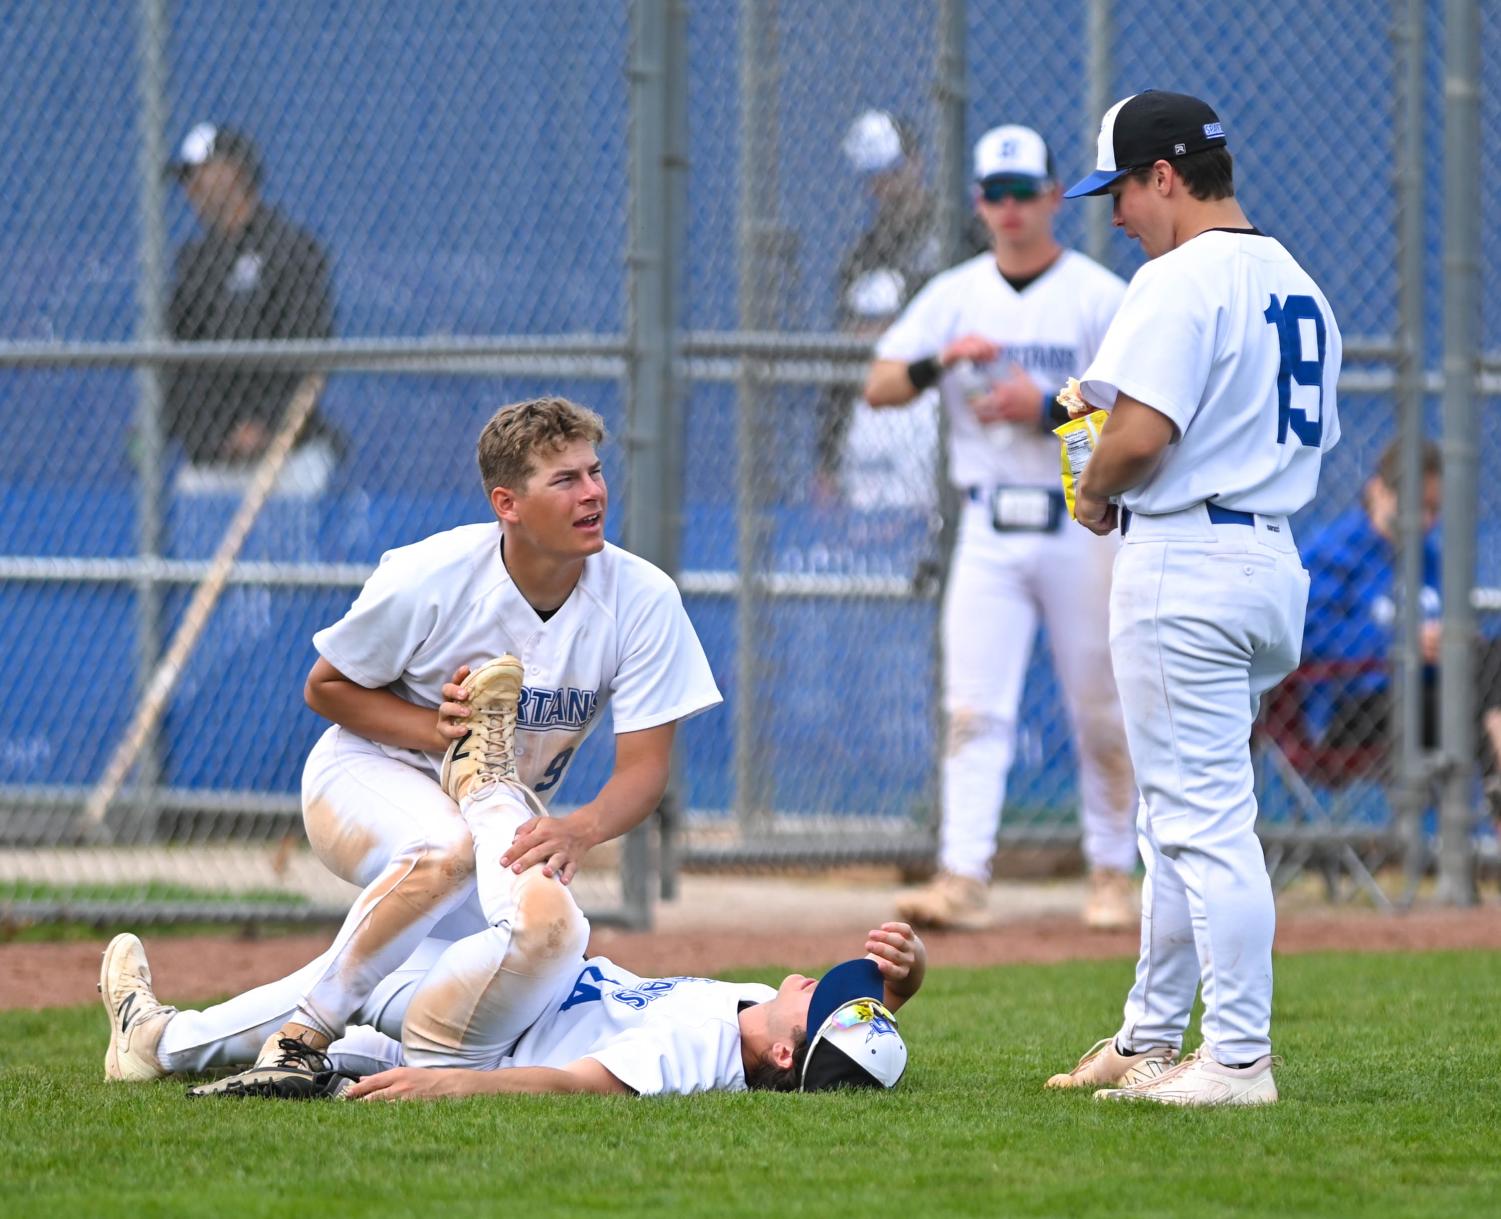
[3,950,1496,1218]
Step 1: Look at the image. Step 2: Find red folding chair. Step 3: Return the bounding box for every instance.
[1255,659,1395,906]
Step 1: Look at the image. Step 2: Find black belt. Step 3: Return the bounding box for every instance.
[1120,504,1255,536]
[966,485,1066,533]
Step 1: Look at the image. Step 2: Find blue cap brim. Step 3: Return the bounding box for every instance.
[1063,168,1128,199]
[806,958,885,1038]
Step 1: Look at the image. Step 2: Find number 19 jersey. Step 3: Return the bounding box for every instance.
[1078,230,1342,517]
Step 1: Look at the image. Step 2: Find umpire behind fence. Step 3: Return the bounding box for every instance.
[166,122,338,497]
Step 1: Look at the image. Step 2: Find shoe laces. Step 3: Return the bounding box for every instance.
[939,872,982,900]
[468,699,518,784]
[1070,1038,1115,1073]
[1131,1048,1203,1090]
[270,1037,331,1074]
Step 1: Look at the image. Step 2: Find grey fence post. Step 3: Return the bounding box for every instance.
[934,0,968,268]
[929,0,967,848]
[1392,0,1429,898]
[1084,0,1113,264]
[1436,0,1480,906]
[624,0,686,928]
[129,0,169,839]
[658,0,689,903]
[733,0,784,834]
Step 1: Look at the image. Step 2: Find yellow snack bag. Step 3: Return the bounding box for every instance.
[1054,408,1109,520]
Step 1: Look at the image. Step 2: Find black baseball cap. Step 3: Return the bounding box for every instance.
[1064,91,1227,198]
[798,958,908,1093]
[169,122,263,186]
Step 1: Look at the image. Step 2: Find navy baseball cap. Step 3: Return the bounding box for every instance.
[1064,91,1227,198]
[799,958,908,1093]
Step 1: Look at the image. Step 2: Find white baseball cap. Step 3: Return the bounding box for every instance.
[799,959,909,1092]
[972,124,1053,183]
[844,268,907,320]
[843,110,907,174]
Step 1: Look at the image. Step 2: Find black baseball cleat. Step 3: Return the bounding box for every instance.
[187,1036,338,1099]
[314,1070,359,1099]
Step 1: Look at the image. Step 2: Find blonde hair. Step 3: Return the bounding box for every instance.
[476,396,606,494]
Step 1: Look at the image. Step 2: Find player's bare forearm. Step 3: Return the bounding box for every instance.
[865,921,927,1011]
[304,657,447,754]
[347,1060,628,1100]
[864,359,922,407]
[1076,393,1177,500]
[500,721,676,881]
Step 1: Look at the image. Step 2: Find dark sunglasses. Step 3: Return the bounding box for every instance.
[979,178,1046,203]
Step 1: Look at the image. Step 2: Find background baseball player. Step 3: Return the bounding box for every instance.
[822,109,987,517]
[1045,91,1342,1106]
[133,396,721,1096]
[864,123,1137,931]
[99,922,924,1098]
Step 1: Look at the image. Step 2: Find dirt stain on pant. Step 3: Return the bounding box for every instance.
[296,798,478,1038]
[946,708,998,757]
[401,867,589,1067]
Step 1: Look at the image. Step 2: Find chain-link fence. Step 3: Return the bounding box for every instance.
[0,0,638,924]
[671,0,1497,902]
[1,1,1496,929]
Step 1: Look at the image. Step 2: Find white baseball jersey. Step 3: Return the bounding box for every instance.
[1079,229,1342,515]
[312,524,722,801]
[497,957,775,1096]
[876,249,1126,488]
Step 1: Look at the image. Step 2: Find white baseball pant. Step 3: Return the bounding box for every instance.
[940,500,1137,880]
[1107,504,1307,1064]
[155,930,586,1075]
[161,724,590,1063]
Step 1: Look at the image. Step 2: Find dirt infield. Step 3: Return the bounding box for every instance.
[4,896,1498,1012]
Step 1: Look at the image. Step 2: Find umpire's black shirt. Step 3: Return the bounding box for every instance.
[165,204,336,465]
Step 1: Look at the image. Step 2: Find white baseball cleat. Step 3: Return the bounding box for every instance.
[1094,1049,1279,1106]
[894,871,993,931]
[99,932,176,1082]
[1082,868,1136,931]
[441,655,526,804]
[1045,1036,1176,1090]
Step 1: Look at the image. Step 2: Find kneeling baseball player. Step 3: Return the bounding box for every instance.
[105,395,723,1097]
[98,922,923,1097]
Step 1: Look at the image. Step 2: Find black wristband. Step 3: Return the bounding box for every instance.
[907,355,942,391]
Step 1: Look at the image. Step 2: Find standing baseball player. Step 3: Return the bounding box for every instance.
[1045,92,1341,1106]
[864,124,1137,930]
[99,922,923,1098]
[104,396,722,1096]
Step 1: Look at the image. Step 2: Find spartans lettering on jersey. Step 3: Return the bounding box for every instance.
[978,343,1077,377]
[516,685,598,731]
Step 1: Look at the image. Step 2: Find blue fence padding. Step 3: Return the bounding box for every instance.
[157,584,344,791]
[0,582,136,786]
[0,480,1026,810]
[0,370,137,490]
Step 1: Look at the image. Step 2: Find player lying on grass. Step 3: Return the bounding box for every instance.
[99,922,924,1097]
[136,394,721,1097]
